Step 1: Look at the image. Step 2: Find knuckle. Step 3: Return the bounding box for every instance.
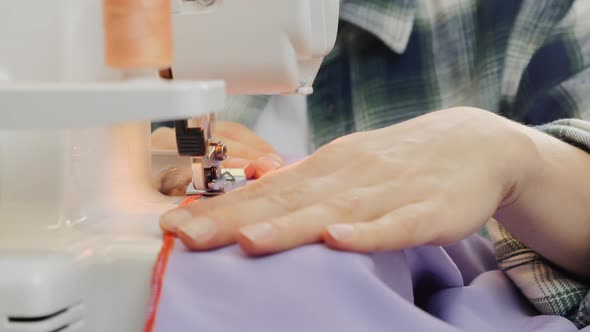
[372,233,393,252]
[363,153,390,167]
[322,195,362,219]
[267,186,309,213]
[358,223,393,252]
[437,192,459,209]
[241,181,268,200]
[397,215,420,241]
[392,210,422,244]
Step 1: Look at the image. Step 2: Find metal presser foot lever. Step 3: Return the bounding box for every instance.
[175,114,247,196]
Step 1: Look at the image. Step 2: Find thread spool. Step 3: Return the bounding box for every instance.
[103,0,173,70]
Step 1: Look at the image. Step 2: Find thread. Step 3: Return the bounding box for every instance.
[143,196,201,332]
[103,0,173,69]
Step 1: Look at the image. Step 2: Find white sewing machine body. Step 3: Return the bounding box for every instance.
[0,1,338,331]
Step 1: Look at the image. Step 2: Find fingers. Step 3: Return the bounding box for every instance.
[160,167,309,232]
[233,198,367,255]
[234,184,414,255]
[219,135,286,177]
[162,155,324,221]
[221,157,252,169]
[163,165,388,250]
[239,159,303,181]
[161,167,420,254]
[168,176,357,250]
[156,154,274,197]
[221,157,257,179]
[222,154,285,180]
[249,154,285,178]
[323,203,438,252]
[157,167,192,196]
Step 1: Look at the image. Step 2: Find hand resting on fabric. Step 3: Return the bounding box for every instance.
[160,107,590,280]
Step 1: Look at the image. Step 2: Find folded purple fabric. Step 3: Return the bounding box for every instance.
[153,234,585,332]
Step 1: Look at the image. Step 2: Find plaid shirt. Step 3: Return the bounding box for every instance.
[305,0,590,328]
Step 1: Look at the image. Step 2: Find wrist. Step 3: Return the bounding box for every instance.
[486,114,543,209]
[493,118,543,210]
[491,120,590,278]
[436,108,541,209]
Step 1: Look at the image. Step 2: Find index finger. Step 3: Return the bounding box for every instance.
[159,162,306,231]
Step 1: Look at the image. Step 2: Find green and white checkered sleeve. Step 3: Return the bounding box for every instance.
[487,119,590,329]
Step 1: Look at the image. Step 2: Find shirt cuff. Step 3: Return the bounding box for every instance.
[486,118,590,328]
[535,118,590,152]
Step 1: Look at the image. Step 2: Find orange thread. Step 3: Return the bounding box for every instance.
[144,195,202,332]
[103,0,173,69]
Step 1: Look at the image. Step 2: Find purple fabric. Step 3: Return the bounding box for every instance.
[153,234,586,332]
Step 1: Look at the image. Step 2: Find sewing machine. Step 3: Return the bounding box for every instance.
[0,1,338,331]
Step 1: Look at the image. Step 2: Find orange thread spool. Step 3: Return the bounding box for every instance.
[103,0,173,69]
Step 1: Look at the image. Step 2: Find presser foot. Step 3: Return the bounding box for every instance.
[186,168,247,196]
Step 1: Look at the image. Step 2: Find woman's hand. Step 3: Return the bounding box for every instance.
[152,121,284,195]
[160,108,539,255]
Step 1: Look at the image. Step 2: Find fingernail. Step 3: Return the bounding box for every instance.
[327,224,355,242]
[257,154,284,173]
[244,162,257,179]
[240,223,274,243]
[267,153,285,164]
[160,209,192,231]
[178,218,217,243]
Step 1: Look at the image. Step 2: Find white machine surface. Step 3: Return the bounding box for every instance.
[0,1,338,331]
